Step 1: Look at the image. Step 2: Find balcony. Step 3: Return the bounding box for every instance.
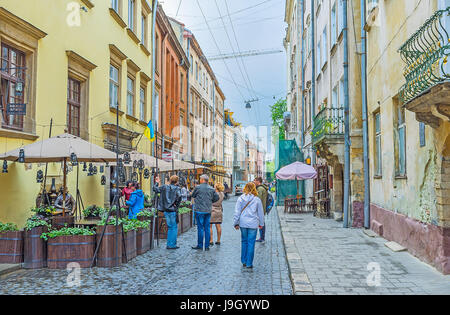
[312,106,345,166]
[398,7,450,128]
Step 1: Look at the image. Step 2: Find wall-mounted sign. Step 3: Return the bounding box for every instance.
[6,103,26,115]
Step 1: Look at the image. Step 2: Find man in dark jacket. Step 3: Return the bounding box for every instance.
[191,175,219,251]
[153,175,182,250]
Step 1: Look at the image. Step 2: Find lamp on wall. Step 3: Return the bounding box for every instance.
[36,170,44,183]
[2,161,8,173]
[18,149,25,163]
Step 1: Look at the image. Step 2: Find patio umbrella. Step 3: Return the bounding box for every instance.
[0,133,117,215]
[276,161,317,197]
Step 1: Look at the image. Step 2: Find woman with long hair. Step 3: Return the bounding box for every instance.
[233,182,265,269]
[210,182,225,246]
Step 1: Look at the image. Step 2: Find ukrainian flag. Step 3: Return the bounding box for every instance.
[144,120,155,142]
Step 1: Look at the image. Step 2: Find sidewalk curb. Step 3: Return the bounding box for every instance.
[0,264,21,277]
[277,206,313,295]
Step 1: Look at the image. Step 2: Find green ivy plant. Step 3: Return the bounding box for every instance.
[25,216,51,231]
[137,208,156,218]
[82,205,107,218]
[0,222,19,233]
[40,226,95,241]
[31,206,56,217]
[178,207,191,214]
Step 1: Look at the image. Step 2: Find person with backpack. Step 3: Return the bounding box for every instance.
[254,177,268,243]
[233,182,265,269]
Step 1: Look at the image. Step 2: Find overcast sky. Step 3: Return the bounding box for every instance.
[160,0,287,135]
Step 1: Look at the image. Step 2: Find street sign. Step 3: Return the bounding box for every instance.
[6,103,27,115]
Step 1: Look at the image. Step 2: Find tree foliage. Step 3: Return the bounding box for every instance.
[270,99,287,141]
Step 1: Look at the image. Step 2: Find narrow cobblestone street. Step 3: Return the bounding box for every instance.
[0,197,292,295]
[279,208,450,295]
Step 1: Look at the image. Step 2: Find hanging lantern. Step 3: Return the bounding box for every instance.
[133,160,138,169]
[70,152,78,166]
[2,160,8,173]
[132,171,138,182]
[101,175,106,185]
[143,168,150,179]
[18,149,25,163]
[151,167,155,175]
[100,165,104,173]
[138,159,145,171]
[83,162,87,172]
[36,170,44,183]
[306,156,311,165]
[93,166,98,175]
[123,152,131,164]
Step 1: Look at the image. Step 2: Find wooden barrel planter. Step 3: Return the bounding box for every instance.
[122,230,136,263]
[23,226,48,269]
[51,215,75,230]
[47,235,96,269]
[157,212,168,239]
[181,212,191,233]
[177,214,182,236]
[0,231,24,264]
[96,225,122,268]
[136,227,150,255]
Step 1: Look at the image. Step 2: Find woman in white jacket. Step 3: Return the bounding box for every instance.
[233,182,265,269]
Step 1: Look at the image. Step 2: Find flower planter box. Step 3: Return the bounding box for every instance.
[96,225,122,268]
[136,227,150,255]
[51,215,75,230]
[47,234,96,269]
[181,212,191,233]
[122,230,137,263]
[0,231,24,264]
[23,226,48,269]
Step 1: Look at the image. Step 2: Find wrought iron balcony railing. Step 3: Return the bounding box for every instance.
[312,106,344,144]
[399,7,450,104]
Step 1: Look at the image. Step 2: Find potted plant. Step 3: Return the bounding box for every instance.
[0,222,23,264]
[82,205,106,220]
[122,219,137,263]
[23,215,50,269]
[135,220,151,255]
[41,226,96,269]
[96,217,123,268]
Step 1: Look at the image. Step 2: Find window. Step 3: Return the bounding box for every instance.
[0,44,26,130]
[67,78,81,136]
[394,100,406,177]
[331,4,337,46]
[109,64,120,108]
[322,27,327,66]
[111,0,119,12]
[419,122,426,147]
[195,62,198,81]
[374,111,382,177]
[190,55,193,74]
[155,34,159,71]
[141,13,147,45]
[338,0,344,34]
[180,73,184,102]
[155,90,159,126]
[127,76,134,116]
[128,0,136,32]
[139,86,145,121]
[317,40,321,74]
[206,77,209,94]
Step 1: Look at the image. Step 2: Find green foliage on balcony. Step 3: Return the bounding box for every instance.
[311,106,344,144]
[399,7,450,104]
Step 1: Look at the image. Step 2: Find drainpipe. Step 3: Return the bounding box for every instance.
[186,33,191,159]
[151,0,159,157]
[361,0,371,229]
[300,0,305,148]
[311,0,316,165]
[343,0,351,228]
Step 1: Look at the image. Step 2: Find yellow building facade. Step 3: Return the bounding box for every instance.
[366,0,450,274]
[0,0,155,226]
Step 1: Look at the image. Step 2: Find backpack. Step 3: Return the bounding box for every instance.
[266,193,274,214]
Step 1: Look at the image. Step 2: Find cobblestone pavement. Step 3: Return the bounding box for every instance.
[0,197,292,295]
[279,207,450,295]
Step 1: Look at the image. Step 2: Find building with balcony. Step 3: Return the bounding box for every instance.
[366,0,450,274]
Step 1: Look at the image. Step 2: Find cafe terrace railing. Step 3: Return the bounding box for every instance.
[399,7,450,104]
[311,106,344,144]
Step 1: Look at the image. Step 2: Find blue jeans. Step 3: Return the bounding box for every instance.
[258,225,266,240]
[195,212,211,249]
[241,228,258,267]
[164,211,178,248]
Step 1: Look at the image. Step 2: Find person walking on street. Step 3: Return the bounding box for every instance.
[153,175,182,250]
[126,183,145,219]
[191,175,219,251]
[254,177,268,243]
[210,183,225,246]
[233,182,265,269]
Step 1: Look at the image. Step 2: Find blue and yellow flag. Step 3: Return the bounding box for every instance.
[144,120,155,142]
